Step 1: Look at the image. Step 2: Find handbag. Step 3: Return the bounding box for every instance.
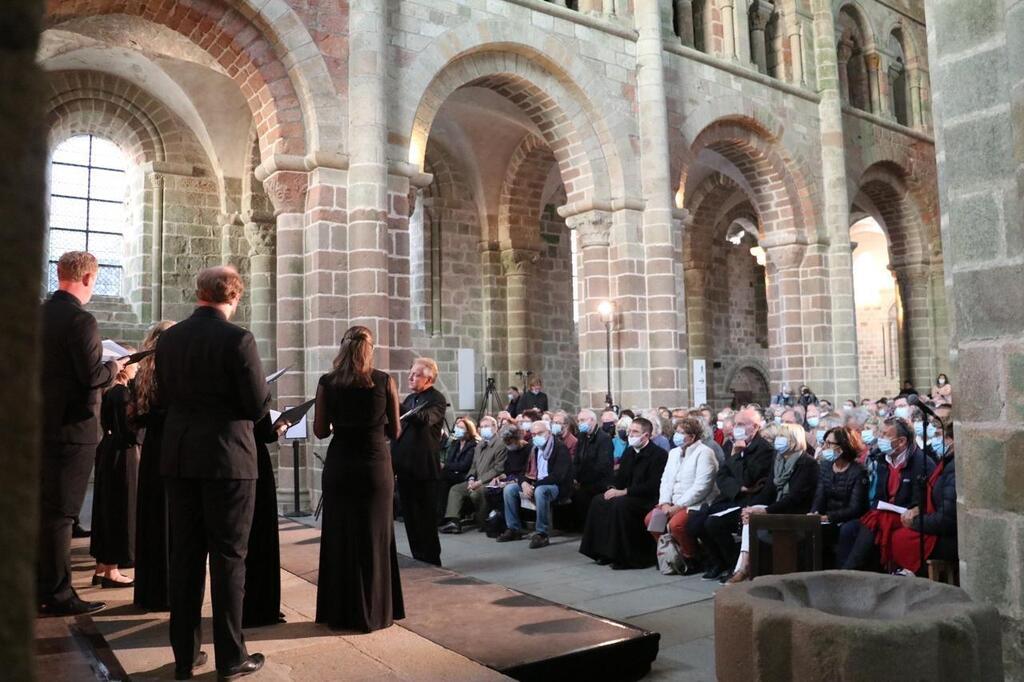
[656,533,686,575]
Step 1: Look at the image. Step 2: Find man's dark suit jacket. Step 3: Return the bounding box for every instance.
[156,307,270,480]
[41,290,117,444]
[392,386,447,481]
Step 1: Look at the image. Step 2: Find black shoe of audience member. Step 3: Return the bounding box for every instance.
[174,651,208,680]
[217,653,264,680]
[528,533,549,549]
[681,561,704,577]
[72,523,91,538]
[717,571,734,584]
[39,596,106,617]
[439,520,461,535]
[496,528,523,542]
[595,557,612,566]
[701,565,722,581]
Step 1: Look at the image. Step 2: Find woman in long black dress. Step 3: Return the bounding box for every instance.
[242,413,287,627]
[132,321,174,611]
[90,357,139,587]
[314,325,405,632]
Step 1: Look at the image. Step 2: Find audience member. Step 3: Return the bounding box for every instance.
[569,410,615,529]
[931,373,952,405]
[519,376,549,413]
[810,426,869,567]
[612,414,632,466]
[441,416,506,534]
[552,410,578,458]
[437,418,479,523]
[599,410,618,436]
[797,384,818,408]
[506,387,522,417]
[771,384,795,407]
[498,421,572,548]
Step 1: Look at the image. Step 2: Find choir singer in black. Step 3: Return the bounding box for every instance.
[156,266,270,680]
[392,358,447,566]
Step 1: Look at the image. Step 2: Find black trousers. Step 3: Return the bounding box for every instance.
[396,476,441,566]
[166,478,255,672]
[702,505,743,572]
[38,441,96,605]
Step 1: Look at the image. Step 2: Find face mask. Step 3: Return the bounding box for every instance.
[602,422,616,435]
[773,436,789,453]
[508,394,515,401]
[672,432,686,447]
[520,421,532,432]
[938,378,946,386]
[926,424,938,439]
[817,430,826,445]
[844,405,855,412]
[807,417,820,428]
[627,435,644,449]
[579,422,591,434]
[551,423,563,436]
[930,437,945,456]
[531,388,541,395]
[774,416,782,425]
[617,428,628,441]
[820,448,838,462]
[913,421,924,436]
[453,427,466,440]
[480,427,494,440]
[733,426,747,441]
[716,420,725,430]
[894,406,910,420]
[532,435,547,449]
[862,429,876,444]
[877,437,893,454]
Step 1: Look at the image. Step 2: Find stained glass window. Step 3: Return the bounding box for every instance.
[48,135,127,295]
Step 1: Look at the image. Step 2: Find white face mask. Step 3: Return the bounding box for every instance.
[733,426,747,441]
[627,435,644,449]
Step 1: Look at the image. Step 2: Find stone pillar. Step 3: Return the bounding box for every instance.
[910,68,925,128]
[720,0,739,61]
[636,0,688,409]
[836,42,852,104]
[501,248,539,379]
[894,262,935,391]
[565,210,612,409]
[865,52,883,116]
[347,0,391,362]
[749,1,773,74]
[149,172,165,321]
[762,238,807,390]
[925,1,1024,672]
[244,214,277,369]
[1,1,46,678]
[787,19,805,85]
[480,241,508,387]
[810,0,859,402]
[673,0,695,46]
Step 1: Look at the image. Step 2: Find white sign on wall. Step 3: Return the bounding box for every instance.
[692,358,707,406]
[457,348,475,411]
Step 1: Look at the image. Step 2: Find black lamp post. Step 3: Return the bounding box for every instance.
[598,300,614,410]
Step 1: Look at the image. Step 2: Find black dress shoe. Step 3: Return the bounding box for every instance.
[72,524,91,539]
[218,653,265,680]
[41,596,106,616]
[701,565,722,581]
[595,557,612,566]
[100,576,135,588]
[91,574,103,586]
[439,520,461,535]
[681,562,704,577]
[174,651,208,680]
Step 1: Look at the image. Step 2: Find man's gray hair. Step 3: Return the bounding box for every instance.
[412,357,439,379]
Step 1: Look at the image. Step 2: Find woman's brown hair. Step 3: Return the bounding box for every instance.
[134,320,174,416]
[330,325,375,388]
[825,426,864,463]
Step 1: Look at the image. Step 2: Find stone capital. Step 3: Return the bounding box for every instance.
[893,261,931,287]
[245,217,277,257]
[762,236,807,270]
[500,248,539,277]
[262,170,309,216]
[837,40,854,64]
[748,1,774,31]
[864,51,882,72]
[565,210,612,249]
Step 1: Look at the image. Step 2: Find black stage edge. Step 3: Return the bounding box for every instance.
[279,519,661,682]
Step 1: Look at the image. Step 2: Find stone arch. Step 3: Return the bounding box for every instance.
[854,161,929,269]
[835,2,878,52]
[497,134,558,251]
[44,0,340,158]
[398,20,636,205]
[724,361,772,408]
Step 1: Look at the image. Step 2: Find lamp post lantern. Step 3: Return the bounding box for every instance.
[598,300,614,410]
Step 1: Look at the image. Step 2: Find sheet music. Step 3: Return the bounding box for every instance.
[876,500,909,515]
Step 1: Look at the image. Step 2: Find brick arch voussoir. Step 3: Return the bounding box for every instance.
[858,167,928,269]
[498,134,558,251]
[45,0,307,158]
[685,173,750,258]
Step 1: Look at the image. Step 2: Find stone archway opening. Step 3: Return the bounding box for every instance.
[850,215,901,399]
[727,365,771,409]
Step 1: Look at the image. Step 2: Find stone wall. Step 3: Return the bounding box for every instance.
[925,0,1024,675]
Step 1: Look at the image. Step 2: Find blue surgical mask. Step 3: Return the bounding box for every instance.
[579,422,591,434]
[930,437,945,456]
[820,448,838,462]
[914,421,924,436]
[733,426,747,441]
[807,417,820,428]
[773,436,789,453]
[480,427,494,441]
[895,406,910,420]
[551,423,563,436]
[817,430,826,445]
[926,424,938,439]
[532,434,547,449]
[453,427,466,440]
[862,429,876,444]
[877,437,893,454]
[774,416,782,425]
[672,432,686,447]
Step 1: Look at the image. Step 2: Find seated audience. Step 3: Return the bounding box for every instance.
[809,426,869,567]
[642,410,672,452]
[798,385,818,408]
[496,411,513,428]
[931,373,952,406]
[579,417,668,569]
[698,417,725,466]
[498,421,572,548]
[438,417,479,522]
[600,409,618,437]
[440,416,507,534]
[506,387,521,418]
[644,418,718,575]
[552,410,578,459]
[612,414,632,466]
[570,409,614,529]
[771,383,795,407]
[519,376,549,413]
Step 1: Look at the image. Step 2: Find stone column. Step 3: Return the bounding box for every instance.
[636,0,688,409]
[836,41,852,104]
[244,214,277,369]
[787,18,805,85]
[149,172,165,321]
[749,1,773,74]
[720,0,739,61]
[762,238,807,390]
[810,0,859,402]
[674,0,694,46]
[480,241,508,387]
[926,1,1024,671]
[501,248,539,380]
[910,68,925,128]
[865,52,883,116]
[565,210,612,409]
[894,262,935,391]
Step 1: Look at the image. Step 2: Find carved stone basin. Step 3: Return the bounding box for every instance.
[714,570,1003,682]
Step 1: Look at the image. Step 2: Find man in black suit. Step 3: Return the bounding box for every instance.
[157,266,269,680]
[393,358,447,566]
[38,251,125,615]
[569,409,615,529]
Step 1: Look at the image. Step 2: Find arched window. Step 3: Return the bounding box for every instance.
[889,30,910,126]
[693,0,707,53]
[48,135,128,296]
[838,7,871,112]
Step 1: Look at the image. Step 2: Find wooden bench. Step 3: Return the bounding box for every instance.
[927,559,959,585]
[748,514,823,577]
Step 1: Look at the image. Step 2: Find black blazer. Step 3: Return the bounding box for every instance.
[392,386,447,481]
[41,290,118,444]
[764,454,819,514]
[573,429,614,489]
[156,307,270,480]
[526,439,574,501]
[519,390,549,413]
[613,441,669,505]
[714,434,775,506]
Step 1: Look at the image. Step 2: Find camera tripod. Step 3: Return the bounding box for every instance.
[477,374,504,423]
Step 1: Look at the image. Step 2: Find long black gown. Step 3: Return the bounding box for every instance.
[90,384,138,566]
[242,414,282,627]
[315,369,405,632]
[133,407,170,611]
[579,441,668,569]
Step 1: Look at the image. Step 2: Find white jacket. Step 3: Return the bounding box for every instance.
[658,440,719,509]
